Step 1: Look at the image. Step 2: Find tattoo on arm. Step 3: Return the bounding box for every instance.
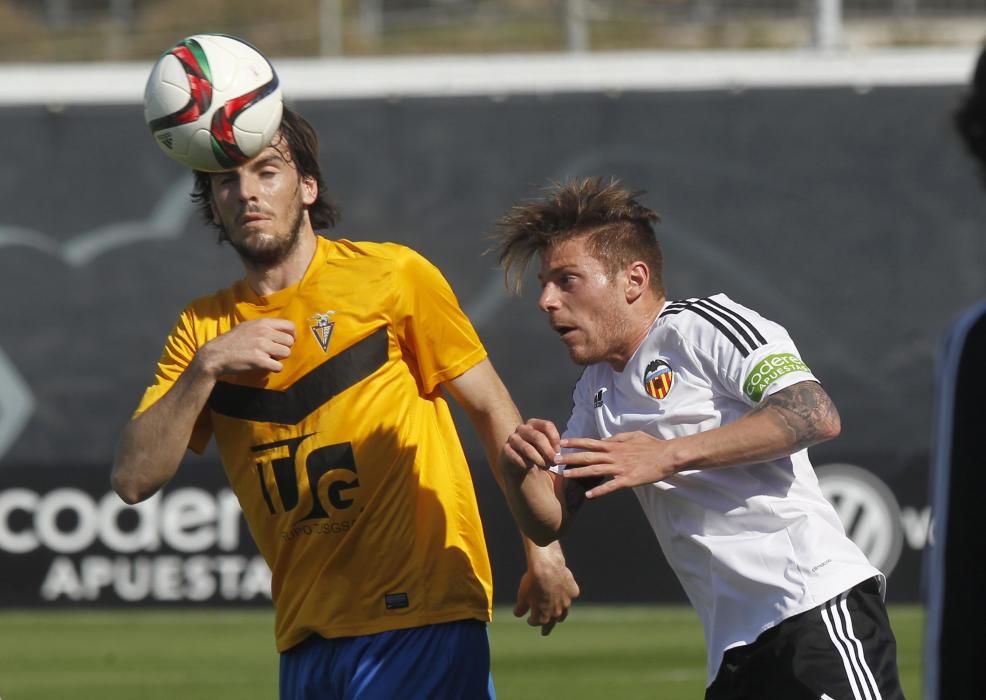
[750,381,839,451]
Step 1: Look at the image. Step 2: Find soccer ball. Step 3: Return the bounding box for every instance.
[143,34,283,172]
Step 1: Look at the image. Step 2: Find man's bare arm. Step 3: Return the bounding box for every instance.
[111,359,218,504]
[444,359,580,634]
[111,318,295,504]
[748,380,841,453]
[556,380,841,499]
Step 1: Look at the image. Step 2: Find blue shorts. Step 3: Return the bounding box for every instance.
[279,620,495,700]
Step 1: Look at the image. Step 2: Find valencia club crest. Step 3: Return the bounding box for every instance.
[643,359,674,400]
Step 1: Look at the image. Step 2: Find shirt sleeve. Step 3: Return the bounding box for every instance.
[560,370,597,441]
[684,297,819,407]
[392,247,488,394]
[553,369,608,493]
[548,370,598,476]
[133,308,214,454]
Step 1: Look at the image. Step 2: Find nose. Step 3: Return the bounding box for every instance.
[236,172,259,202]
[539,285,559,313]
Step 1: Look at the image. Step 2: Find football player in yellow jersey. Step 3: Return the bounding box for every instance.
[111,107,579,700]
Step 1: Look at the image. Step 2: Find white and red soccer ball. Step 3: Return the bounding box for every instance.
[143,33,283,172]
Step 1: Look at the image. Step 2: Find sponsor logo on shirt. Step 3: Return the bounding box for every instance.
[593,389,605,408]
[643,359,674,400]
[742,353,810,402]
[208,329,389,544]
[250,437,363,539]
[309,310,336,352]
[810,558,833,574]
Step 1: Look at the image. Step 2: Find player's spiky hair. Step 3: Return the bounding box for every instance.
[494,177,664,295]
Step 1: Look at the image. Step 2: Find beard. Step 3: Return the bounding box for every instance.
[226,200,306,268]
[565,305,632,367]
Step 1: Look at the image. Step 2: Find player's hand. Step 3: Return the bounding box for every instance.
[558,431,673,499]
[195,318,296,377]
[501,418,562,478]
[514,543,579,636]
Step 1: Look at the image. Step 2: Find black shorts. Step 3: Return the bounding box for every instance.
[706,577,904,700]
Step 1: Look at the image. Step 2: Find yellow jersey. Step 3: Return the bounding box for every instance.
[136,237,493,651]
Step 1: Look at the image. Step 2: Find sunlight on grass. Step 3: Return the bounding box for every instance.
[0,604,924,700]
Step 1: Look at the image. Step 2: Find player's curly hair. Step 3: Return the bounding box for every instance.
[191,106,339,239]
[494,177,664,295]
[956,48,986,181]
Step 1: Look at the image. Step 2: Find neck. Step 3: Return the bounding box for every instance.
[244,228,318,297]
[609,294,666,372]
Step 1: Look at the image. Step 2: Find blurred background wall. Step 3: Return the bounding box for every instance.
[0,0,983,608]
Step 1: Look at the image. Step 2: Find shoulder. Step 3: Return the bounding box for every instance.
[181,285,237,321]
[325,239,441,278]
[657,294,781,357]
[324,238,428,265]
[163,287,237,346]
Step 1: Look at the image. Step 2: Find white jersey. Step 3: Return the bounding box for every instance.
[561,294,882,686]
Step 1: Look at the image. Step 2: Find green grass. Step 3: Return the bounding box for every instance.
[493,604,925,700]
[492,605,708,699]
[0,605,924,700]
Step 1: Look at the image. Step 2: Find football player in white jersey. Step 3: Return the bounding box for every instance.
[493,177,905,700]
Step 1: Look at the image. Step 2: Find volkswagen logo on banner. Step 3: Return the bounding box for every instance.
[816,462,905,577]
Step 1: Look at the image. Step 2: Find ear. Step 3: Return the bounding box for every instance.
[210,199,221,227]
[301,175,317,207]
[625,261,650,303]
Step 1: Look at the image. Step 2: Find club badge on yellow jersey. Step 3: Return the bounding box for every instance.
[310,310,336,352]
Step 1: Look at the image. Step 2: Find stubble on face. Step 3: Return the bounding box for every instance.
[565,298,632,367]
[540,239,633,368]
[226,189,306,269]
[214,135,306,270]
